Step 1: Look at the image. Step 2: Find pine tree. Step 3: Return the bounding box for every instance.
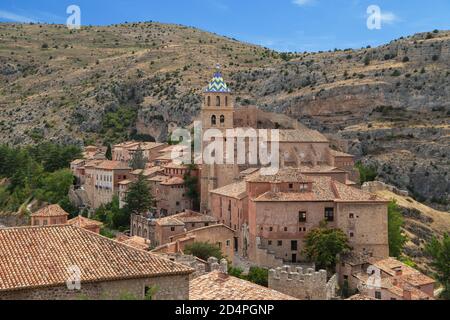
[105,144,112,160]
[124,174,153,215]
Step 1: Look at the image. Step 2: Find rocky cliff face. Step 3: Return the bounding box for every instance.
[0,23,448,209]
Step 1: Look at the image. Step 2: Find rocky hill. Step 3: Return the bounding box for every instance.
[0,22,449,210]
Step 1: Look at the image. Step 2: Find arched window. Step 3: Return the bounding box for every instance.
[225,96,229,106]
[211,115,217,126]
[207,96,211,106]
[220,115,225,124]
[216,96,221,106]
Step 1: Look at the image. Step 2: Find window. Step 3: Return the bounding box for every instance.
[269,227,273,232]
[217,242,222,249]
[299,211,307,223]
[225,96,228,106]
[325,208,334,222]
[375,291,382,300]
[216,96,221,106]
[350,232,354,238]
[291,241,298,251]
[226,240,230,247]
[284,227,288,232]
[349,213,354,219]
[211,115,217,126]
[220,115,225,124]
[300,183,308,192]
[207,96,211,106]
[344,275,349,280]
[289,183,293,189]
[277,240,283,246]
[268,240,272,246]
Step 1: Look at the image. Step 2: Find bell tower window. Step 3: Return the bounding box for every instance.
[225,96,229,106]
[211,115,217,126]
[216,96,221,107]
[220,115,225,125]
[207,96,211,106]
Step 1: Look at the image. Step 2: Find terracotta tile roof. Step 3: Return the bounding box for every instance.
[67,216,103,229]
[95,160,130,171]
[252,175,383,203]
[190,271,297,300]
[246,168,313,183]
[118,236,152,251]
[370,257,435,286]
[330,149,354,158]
[148,175,168,182]
[128,142,165,151]
[211,181,247,199]
[118,179,133,186]
[0,225,193,292]
[346,294,377,300]
[160,177,185,186]
[30,204,69,218]
[157,211,217,227]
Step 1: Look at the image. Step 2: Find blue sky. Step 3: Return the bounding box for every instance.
[0,0,449,52]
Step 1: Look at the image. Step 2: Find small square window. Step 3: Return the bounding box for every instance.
[269,227,273,232]
[284,227,288,232]
[289,183,293,189]
[349,213,354,219]
[268,240,272,246]
[277,240,283,246]
[171,227,175,232]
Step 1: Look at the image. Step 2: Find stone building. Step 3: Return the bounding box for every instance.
[153,224,236,259]
[0,225,193,300]
[199,69,359,213]
[338,255,436,300]
[130,210,217,247]
[112,141,166,163]
[30,204,69,226]
[209,167,389,267]
[268,266,337,300]
[190,266,296,300]
[84,160,132,209]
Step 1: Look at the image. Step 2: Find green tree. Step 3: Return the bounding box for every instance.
[246,267,269,287]
[184,242,223,261]
[184,165,200,211]
[129,147,147,170]
[35,169,74,204]
[105,144,112,160]
[124,174,153,215]
[388,200,407,258]
[303,221,352,272]
[356,162,378,184]
[425,233,450,300]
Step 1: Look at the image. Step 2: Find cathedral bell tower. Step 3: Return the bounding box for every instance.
[200,65,236,213]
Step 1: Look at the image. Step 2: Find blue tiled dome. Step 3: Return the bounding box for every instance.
[205,72,231,93]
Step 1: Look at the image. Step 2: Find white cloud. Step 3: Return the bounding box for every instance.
[0,10,35,23]
[292,0,315,6]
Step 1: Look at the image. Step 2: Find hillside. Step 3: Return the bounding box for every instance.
[374,189,450,273]
[0,22,449,210]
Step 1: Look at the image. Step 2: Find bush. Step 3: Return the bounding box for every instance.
[356,162,378,184]
[184,242,223,261]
